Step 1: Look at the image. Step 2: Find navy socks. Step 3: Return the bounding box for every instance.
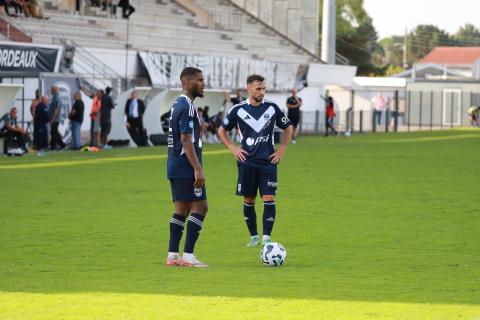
[183,213,205,254]
[168,213,186,253]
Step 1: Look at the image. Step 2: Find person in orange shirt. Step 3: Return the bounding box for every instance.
[325,96,338,137]
[89,90,102,146]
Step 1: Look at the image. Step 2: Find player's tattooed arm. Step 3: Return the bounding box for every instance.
[270,125,292,164]
[181,133,205,187]
[218,127,248,162]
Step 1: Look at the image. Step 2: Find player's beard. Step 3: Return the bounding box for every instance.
[195,85,204,98]
[253,94,263,103]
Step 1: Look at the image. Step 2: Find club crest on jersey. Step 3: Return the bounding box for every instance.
[194,188,202,197]
[263,114,270,121]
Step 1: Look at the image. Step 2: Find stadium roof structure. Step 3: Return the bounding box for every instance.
[419,47,480,67]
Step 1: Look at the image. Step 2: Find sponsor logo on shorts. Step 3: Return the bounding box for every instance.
[281,116,288,124]
[189,120,194,128]
[266,217,274,222]
[267,180,277,188]
[238,184,242,192]
[223,117,229,125]
[194,188,202,197]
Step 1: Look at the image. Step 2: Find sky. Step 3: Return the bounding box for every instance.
[363,0,480,39]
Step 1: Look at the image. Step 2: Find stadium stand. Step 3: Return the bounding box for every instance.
[8,0,318,65]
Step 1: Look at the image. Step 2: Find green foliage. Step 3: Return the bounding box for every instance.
[1,131,480,319]
[453,23,480,46]
[377,23,480,72]
[408,24,450,62]
[320,0,378,75]
[385,64,404,76]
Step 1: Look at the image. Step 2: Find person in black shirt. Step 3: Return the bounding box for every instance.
[69,92,84,150]
[0,107,27,154]
[286,89,302,144]
[100,87,115,147]
[118,0,134,18]
[230,89,245,105]
[34,96,50,150]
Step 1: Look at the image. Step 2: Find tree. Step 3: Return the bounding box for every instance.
[408,25,450,63]
[453,23,480,46]
[319,0,379,75]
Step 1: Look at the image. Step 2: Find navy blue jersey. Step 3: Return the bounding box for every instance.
[167,95,203,179]
[222,99,291,168]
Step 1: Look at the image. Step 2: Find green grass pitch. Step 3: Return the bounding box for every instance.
[0,130,479,319]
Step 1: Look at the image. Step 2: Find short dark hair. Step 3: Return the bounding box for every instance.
[247,74,265,84]
[180,67,203,81]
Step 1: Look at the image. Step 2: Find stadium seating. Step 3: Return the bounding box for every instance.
[12,0,315,64]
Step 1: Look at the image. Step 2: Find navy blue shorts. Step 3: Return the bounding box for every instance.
[236,164,277,197]
[170,179,207,202]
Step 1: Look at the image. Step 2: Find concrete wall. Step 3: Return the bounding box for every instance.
[232,0,319,55]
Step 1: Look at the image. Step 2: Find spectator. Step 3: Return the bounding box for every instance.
[230,89,245,105]
[468,105,479,127]
[160,109,171,133]
[69,91,84,150]
[286,89,302,144]
[30,89,41,148]
[100,86,114,148]
[197,107,208,142]
[118,0,134,19]
[325,96,337,137]
[102,0,116,17]
[228,90,245,142]
[0,0,6,15]
[89,90,102,146]
[124,90,147,146]
[208,110,224,142]
[26,0,46,19]
[371,92,386,129]
[203,105,212,141]
[0,107,27,154]
[5,0,23,17]
[33,96,49,150]
[49,85,66,150]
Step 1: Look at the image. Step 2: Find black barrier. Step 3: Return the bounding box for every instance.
[0,42,61,75]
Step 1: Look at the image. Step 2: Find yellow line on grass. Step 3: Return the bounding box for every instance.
[1,292,479,320]
[0,149,230,170]
[380,133,479,143]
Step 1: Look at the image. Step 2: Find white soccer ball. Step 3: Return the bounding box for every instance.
[260,242,287,266]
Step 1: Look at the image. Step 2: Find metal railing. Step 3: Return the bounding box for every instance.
[55,38,124,94]
[207,8,242,32]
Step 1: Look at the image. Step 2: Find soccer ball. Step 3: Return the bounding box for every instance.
[260,242,287,266]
